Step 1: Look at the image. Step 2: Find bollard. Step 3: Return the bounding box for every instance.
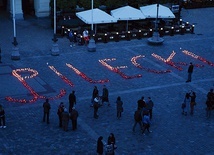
[149,29,153,37]
[126,31,131,41]
[137,30,142,40]
[159,28,164,37]
[180,25,185,35]
[179,19,182,25]
[191,25,195,34]
[61,26,65,36]
[170,27,174,36]
[114,32,119,42]
[103,33,108,43]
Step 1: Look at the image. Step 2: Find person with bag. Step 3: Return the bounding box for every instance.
[116,96,123,119]
[132,108,143,132]
[107,133,116,155]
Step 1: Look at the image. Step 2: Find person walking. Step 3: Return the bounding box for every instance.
[116,96,123,119]
[43,98,51,124]
[190,91,196,115]
[102,85,110,106]
[132,108,143,132]
[137,96,146,110]
[91,86,99,107]
[142,111,152,135]
[57,102,64,127]
[97,136,104,155]
[62,108,69,131]
[146,97,154,120]
[69,90,76,113]
[186,62,194,82]
[70,107,79,130]
[0,105,6,128]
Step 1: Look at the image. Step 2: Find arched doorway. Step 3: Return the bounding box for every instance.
[22,0,35,17]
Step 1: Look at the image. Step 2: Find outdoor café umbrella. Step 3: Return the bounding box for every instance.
[111,6,146,31]
[140,4,175,19]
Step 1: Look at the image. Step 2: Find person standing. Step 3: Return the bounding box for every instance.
[146,97,154,120]
[182,93,191,116]
[83,29,89,45]
[70,107,79,130]
[206,89,214,118]
[69,90,76,113]
[43,98,51,124]
[93,96,99,119]
[68,30,75,47]
[62,108,69,131]
[0,105,6,128]
[116,96,123,119]
[107,133,116,155]
[190,91,196,115]
[186,62,194,82]
[102,85,110,106]
[91,86,99,107]
[57,102,64,127]
[97,136,104,155]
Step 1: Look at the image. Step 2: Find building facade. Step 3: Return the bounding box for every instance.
[0,0,50,19]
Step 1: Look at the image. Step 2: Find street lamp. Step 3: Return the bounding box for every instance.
[51,0,60,56]
[147,3,164,45]
[11,0,20,60]
[87,0,96,52]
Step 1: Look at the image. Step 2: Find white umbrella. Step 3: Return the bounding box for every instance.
[76,8,117,24]
[111,6,146,31]
[140,4,175,18]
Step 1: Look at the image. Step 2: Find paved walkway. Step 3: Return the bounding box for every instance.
[0,7,214,155]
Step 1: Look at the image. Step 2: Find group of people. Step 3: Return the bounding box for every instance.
[181,90,197,116]
[68,28,89,47]
[97,133,117,155]
[42,94,79,132]
[132,96,154,135]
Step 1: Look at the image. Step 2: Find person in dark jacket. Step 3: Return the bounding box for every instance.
[97,136,104,155]
[57,102,64,127]
[190,91,196,115]
[62,108,69,131]
[91,86,99,107]
[107,133,116,155]
[70,107,79,130]
[186,62,194,82]
[102,85,110,106]
[116,96,123,119]
[69,91,76,113]
[0,105,6,128]
[43,99,51,124]
[146,97,154,119]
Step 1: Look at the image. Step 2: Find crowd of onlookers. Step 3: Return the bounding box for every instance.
[1,84,214,154]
